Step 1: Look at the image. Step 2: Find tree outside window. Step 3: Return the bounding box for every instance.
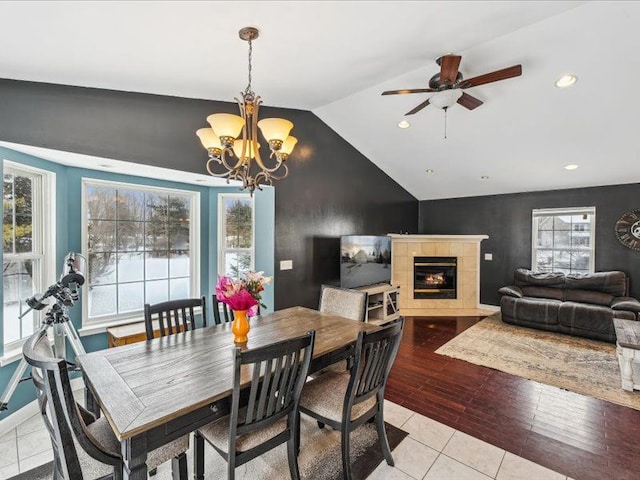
[219,195,254,277]
[84,181,198,322]
[2,164,49,347]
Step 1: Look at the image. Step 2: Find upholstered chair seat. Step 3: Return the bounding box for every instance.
[197,408,288,453]
[300,371,376,422]
[85,416,190,469]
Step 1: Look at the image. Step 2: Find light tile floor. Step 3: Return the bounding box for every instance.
[0,394,574,480]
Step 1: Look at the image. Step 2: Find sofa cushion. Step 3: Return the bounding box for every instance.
[514,269,565,287]
[564,271,627,296]
[558,302,616,336]
[498,285,523,298]
[520,286,565,301]
[564,289,614,306]
[501,296,561,326]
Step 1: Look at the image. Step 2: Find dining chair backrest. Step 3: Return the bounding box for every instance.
[229,330,316,457]
[345,318,404,417]
[144,296,207,340]
[318,285,368,322]
[23,330,120,479]
[212,295,233,325]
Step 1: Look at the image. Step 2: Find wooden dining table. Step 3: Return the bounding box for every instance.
[77,306,380,480]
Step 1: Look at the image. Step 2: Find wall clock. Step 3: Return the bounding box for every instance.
[615,209,640,251]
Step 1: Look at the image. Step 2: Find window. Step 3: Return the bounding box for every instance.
[3,162,55,349]
[218,194,254,277]
[83,180,199,324]
[532,207,595,274]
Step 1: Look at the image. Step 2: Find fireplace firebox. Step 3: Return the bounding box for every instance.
[414,256,457,299]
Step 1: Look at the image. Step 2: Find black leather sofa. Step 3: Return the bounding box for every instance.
[499,269,640,343]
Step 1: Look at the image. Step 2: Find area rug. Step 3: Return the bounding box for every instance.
[435,312,640,410]
[10,417,407,480]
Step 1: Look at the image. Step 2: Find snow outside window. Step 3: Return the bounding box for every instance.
[82,179,199,325]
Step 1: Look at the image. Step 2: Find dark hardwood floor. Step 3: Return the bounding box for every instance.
[385,316,640,480]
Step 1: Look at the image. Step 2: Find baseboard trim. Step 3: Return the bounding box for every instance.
[0,377,84,437]
[479,303,500,312]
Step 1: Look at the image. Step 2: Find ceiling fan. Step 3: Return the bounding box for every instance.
[382,54,522,116]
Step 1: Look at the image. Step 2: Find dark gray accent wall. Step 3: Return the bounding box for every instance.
[0,78,418,310]
[419,183,640,305]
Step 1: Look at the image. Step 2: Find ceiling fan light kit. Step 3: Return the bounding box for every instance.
[382,53,522,138]
[196,26,298,195]
[555,74,578,88]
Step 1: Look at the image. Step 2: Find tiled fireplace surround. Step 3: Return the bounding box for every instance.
[389,234,489,316]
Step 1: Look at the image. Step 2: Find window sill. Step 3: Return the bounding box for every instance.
[0,347,23,366]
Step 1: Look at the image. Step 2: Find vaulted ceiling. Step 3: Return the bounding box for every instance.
[1,1,638,200]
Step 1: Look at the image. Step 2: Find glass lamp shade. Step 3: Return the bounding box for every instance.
[207,113,245,139]
[280,136,298,156]
[196,128,222,150]
[429,89,463,109]
[232,139,260,159]
[257,118,294,142]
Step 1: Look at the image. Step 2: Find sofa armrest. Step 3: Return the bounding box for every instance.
[610,297,640,313]
[499,285,523,298]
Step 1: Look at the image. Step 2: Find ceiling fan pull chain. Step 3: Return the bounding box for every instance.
[444,107,448,139]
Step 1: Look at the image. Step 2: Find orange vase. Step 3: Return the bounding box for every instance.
[231,309,250,344]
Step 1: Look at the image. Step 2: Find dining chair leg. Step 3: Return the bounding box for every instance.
[171,452,188,480]
[149,468,157,476]
[287,434,301,480]
[341,426,352,480]
[194,431,205,480]
[293,411,301,457]
[375,408,394,466]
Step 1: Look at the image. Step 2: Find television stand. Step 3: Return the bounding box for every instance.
[357,283,400,326]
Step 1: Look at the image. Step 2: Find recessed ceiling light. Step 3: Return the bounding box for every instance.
[564,164,579,170]
[98,164,113,168]
[195,179,207,183]
[480,176,490,180]
[555,74,578,88]
[397,120,411,129]
[425,169,435,174]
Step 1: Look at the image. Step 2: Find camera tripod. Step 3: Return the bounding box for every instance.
[0,253,86,411]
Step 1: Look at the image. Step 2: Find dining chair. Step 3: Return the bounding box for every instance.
[212,295,233,325]
[143,296,207,340]
[318,284,368,321]
[298,318,405,480]
[22,329,190,480]
[193,330,316,480]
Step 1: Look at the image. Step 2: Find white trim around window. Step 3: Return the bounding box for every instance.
[80,178,200,327]
[1,160,56,360]
[531,206,596,274]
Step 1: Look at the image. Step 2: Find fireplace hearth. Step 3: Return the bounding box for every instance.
[414,256,457,299]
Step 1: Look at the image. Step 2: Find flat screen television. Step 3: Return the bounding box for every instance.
[340,235,392,289]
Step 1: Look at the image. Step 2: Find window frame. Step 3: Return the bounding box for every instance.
[2,160,56,356]
[217,193,255,277]
[531,206,596,274]
[81,178,200,328]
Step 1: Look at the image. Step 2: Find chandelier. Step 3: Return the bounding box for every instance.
[196,26,297,195]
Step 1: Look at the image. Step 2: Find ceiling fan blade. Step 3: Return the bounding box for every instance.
[405,98,431,116]
[440,55,462,85]
[457,92,484,110]
[460,65,522,89]
[382,88,436,96]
